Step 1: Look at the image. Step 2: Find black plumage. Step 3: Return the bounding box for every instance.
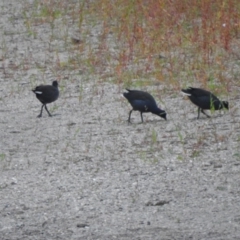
[123,89,167,123]
[181,87,228,118]
[32,81,59,117]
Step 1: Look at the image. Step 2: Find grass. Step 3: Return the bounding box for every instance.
[0,153,6,161]
[22,0,240,91]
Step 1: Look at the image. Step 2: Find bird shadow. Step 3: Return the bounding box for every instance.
[37,113,61,118]
[189,114,225,121]
[127,119,165,124]
[51,113,61,117]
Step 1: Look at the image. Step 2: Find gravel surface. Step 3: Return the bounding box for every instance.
[1,1,240,239]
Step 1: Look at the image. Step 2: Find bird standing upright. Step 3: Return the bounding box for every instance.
[181,87,228,119]
[123,89,167,123]
[32,81,59,118]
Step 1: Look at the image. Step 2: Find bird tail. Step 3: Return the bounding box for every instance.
[181,87,192,96]
[122,89,131,98]
[32,89,42,95]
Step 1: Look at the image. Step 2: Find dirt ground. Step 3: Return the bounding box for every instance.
[1,1,240,240]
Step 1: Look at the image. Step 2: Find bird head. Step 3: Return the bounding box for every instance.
[222,101,229,110]
[157,110,167,120]
[52,81,58,87]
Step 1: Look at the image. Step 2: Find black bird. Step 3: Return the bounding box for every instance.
[123,89,167,123]
[32,81,59,117]
[181,87,228,119]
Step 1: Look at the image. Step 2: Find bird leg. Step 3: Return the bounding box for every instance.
[128,110,133,123]
[45,105,52,117]
[140,112,144,123]
[37,104,44,118]
[197,107,200,119]
[201,109,211,118]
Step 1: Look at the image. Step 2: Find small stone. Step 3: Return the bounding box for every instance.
[213,164,222,168]
[154,200,170,206]
[77,223,89,228]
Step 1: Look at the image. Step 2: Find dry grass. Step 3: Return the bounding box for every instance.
[23,0,240,93]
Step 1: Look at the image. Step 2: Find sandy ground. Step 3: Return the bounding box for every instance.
[1,1,240,239]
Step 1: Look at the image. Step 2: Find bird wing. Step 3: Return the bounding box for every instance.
[125,89,156,102]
